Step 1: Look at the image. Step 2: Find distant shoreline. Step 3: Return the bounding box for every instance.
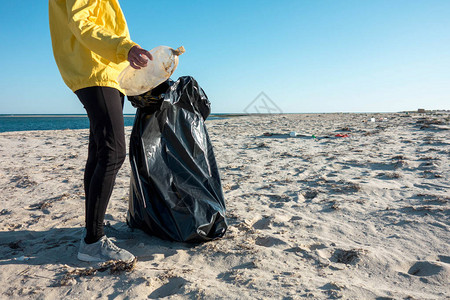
[0,112,400,118]
[0,114,136,118]
[0,110,448,118]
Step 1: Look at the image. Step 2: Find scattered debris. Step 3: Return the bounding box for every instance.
[10,175,37,188]
[378,172,401,179]
[99,259,137,274]
[330,202,340,210]
[331,182,360,193]
[416,118,444,125]
[29,193,70,211]
[332,249,362,264]
[59,268,97,286]
[59,258,137,286]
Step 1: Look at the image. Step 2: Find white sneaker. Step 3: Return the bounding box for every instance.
[77,236,135,263]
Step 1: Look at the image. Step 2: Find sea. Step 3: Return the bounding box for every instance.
[0,114,226,133]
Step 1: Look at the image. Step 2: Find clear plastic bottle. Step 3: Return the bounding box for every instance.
[118,45,185,96]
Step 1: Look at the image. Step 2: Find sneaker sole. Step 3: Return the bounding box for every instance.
[77,252,104,262]
[77,252,136,263]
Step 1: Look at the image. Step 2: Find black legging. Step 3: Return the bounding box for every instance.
[75,86,126,244]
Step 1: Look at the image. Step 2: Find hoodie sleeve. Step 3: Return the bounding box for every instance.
[66,0,138,63]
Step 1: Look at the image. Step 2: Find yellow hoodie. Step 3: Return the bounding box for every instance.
[49,0,138,93]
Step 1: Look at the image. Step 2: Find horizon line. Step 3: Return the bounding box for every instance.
[1,110,449,117]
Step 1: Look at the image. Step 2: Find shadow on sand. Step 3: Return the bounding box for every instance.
[0,223,195,268]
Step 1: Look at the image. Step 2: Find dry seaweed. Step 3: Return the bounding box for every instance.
[59,267,97,286]
[59,258,137,286]
[99,258,137,274]
[332,249,363,264]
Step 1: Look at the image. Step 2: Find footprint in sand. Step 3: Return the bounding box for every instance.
[148,276,189,299]
[407,261,449,277]
[254,236,287,247]
[252,216,272,230]
[303,190,318,200]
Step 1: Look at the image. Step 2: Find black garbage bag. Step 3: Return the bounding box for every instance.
[127,76,228,243]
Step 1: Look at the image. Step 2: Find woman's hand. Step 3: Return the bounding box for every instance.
[128,45,153,69]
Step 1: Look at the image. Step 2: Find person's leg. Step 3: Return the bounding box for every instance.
[84,128,97,222]
[75,86,126,244]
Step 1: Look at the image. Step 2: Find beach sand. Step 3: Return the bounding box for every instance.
[0,113,449,299]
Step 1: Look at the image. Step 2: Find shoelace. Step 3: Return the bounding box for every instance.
[104,238,122,253]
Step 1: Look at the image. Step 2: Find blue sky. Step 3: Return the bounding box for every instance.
[0,0,449,114]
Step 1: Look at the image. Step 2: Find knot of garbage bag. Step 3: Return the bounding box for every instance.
[127,79,174,111]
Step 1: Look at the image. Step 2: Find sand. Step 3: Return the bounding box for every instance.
[0,113,449,299]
